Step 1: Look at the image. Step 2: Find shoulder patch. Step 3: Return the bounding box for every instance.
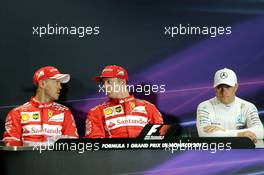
[135,98,145,104]
[90,105,100,111]
[53,103,69,111]
[14,102,31,111]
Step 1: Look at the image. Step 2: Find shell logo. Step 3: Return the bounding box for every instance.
[21,114,30,121]
[105,108,113,115]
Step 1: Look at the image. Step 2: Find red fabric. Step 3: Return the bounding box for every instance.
[3,98,78,146]
[85,95,163,138]
[93,65,129,82]
[33,66,61,84]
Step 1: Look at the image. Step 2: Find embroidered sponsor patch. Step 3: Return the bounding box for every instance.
[22,124,62,136]
[132,106,147,114]
[21,113,30,122]
[48,110,53,118]
[114,105,123,114]
[21,112,41,123]
[104,107,113,116]
[32,112,40,120]
[130,102,136,109]
[105,115,148,130]
[104,105,124,117]
[48,113,64,122]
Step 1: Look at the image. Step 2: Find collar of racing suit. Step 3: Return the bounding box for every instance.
[30,97,54,108]
[215,96,237,108]
[109,95,135,104]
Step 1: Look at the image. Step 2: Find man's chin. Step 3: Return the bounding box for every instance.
[220,98,233,105]
[107,93,117,99]
[52,95,59,101]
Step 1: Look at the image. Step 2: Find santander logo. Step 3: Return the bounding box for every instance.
[22,124,62,135]
[107,121,116,128]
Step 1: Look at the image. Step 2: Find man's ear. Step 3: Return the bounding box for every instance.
[234,83,239,92]
[121,79,127,85]
[38,80,46,89]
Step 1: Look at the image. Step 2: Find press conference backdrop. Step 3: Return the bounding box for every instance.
[1,0,264,174]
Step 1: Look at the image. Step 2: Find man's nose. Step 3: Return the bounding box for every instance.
[220,87,228,93]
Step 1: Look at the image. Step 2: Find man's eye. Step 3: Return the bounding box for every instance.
[217,85,231,90]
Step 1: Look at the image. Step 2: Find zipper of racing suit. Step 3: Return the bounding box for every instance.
[41,107,44,142]
[124,100,130,138]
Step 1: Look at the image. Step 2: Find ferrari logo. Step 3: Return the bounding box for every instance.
[48,111,53,118]
[130,102,136,109]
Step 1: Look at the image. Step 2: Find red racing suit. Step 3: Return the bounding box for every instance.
[3,98,78,146]
[85,95,163,138]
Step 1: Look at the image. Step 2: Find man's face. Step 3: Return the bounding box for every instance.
[102,77,125,98]
[43,79,62,101]
[215,84,238,104]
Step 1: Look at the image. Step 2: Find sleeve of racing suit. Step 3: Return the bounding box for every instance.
[196,102,239,137]
[85,107,106,138]
[146,102,163,124]
[3,109,22,146]
[61,110,79,138]
[243,104,264,139]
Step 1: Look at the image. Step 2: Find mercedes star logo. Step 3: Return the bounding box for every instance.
[220,72,228,79]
